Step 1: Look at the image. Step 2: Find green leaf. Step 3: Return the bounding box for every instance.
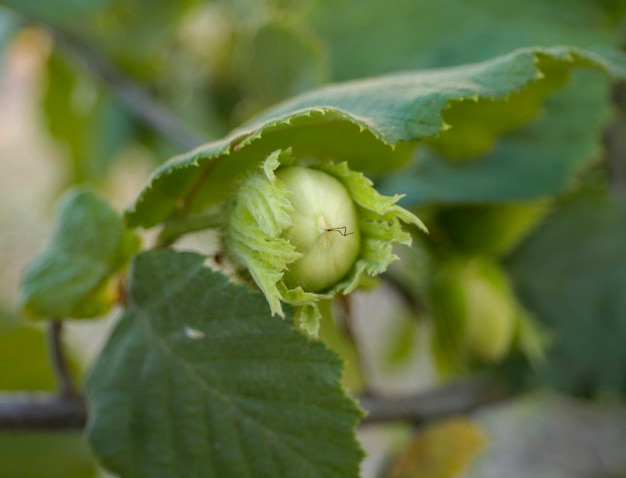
[507,191,626,395]
[303,0,622,206]
[380,68,612,204]
[86,249,365,478]
[20,188,139,320]
[125,46,626,229]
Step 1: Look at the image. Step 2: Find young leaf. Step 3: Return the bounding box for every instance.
[20,188,139,320]
[86,249,365,478]
[126,46,626,229]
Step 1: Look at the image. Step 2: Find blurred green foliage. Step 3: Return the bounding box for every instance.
[509,191,626,395]
[1,0,626,475]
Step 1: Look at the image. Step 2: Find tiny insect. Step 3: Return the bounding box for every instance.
[326,226,354,237]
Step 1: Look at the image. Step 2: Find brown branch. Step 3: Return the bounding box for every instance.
[0,376,509,431]
[0,393,86,430]
[358,377,512,426]
[0,320,87,430]
[47,320,78,398]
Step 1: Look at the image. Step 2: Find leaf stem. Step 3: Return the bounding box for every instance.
[155,212,224,248]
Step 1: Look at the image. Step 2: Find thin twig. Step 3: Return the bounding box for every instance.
[606,82,626,197]
[44,24,207,151]
[0,377,508,431]
[0,393,86,430]
[47,320,78,398]
[358,377,512,426]
[337,296,371,394]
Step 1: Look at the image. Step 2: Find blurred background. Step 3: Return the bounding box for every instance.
[1,0,626,477]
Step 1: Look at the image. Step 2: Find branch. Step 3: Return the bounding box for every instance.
[44,23,207,151]
[0,320,87,431]
[0,393,86,430]
[0,377,509,431]
[358,377,512,426]
[48,320,78,398]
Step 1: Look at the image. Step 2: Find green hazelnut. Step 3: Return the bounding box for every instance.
[223,150,423,334]
[276,166,360,292]
[461,261,517,361]
[430,256,517,368]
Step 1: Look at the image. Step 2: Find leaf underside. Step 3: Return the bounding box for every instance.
[125,46,626,229]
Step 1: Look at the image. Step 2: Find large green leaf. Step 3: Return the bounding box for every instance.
[379,68,611,204]
[126,46,626,229]
[507,192,626,395]
[304,0,623,206]
[86,249,364,478]
[20,188,139,320]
